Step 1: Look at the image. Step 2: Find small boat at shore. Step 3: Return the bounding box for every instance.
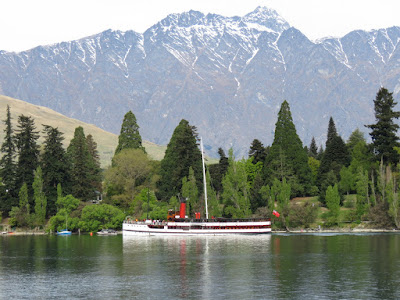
[97,229,118,235]
[57,229,72,236]
[123,138,271,236]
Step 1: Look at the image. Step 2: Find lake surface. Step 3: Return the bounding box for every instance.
[0,233,399,299]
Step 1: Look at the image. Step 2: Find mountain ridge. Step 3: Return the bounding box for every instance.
[0,7,399,157]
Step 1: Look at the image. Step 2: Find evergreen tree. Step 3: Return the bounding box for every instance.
[249,139,267,164]
[308,137,318,158]
[41,125,71,216]
[326,117,337,146]
[67,127,95,201]
[366,87,400,165]
[319,134,350,176]
[265,101,312,196]
[317,146,324,161]
[0,105,17,212]
[33,166,47,225]
[15,115,40,206]
[115,111,145,155]
[208,147,229,195]
[249,172,265,213]
[157,119,202,201]
[86,134,102,193]
[218,148,229,175]
[317,118,350,203]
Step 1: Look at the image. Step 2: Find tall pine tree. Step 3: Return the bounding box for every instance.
[308,137,318,158]
[86,134,102,193]
[265,101,312,196]
[67,127,95,201]
[41,125,72,216]
[366,87,400,165]
[115,111,145,155]
[15,115,40,207]
[249,139,267,164]
[157,119,202,201]
[0,105,17,212]
[317,117,350,204]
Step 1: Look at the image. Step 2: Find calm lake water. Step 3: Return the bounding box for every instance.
[0,233,399,299]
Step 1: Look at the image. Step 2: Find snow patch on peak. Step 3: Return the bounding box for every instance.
[243,6,290,33]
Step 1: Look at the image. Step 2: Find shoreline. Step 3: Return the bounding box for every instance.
[274,228,399,234]
[1,228,399,236]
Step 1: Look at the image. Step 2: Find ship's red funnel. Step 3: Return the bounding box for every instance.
[179,202,186,219]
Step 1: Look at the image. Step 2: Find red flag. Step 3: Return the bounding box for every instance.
[273,210,280,218]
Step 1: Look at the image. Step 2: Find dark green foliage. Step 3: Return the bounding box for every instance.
[265,101,312,196]
[317,146,324,160]
[157,120,202,201]
[86,134,102,193]
[209,148,229,195]
[317,117,350,204]
[326,117,337,146]
[249,172,265,213]
[115,111,145,155]
[318,170,338,205]
[308,137,318,158]
[366,87,400,165]
[67,127,97,201]
[319,135,350,176]
[249,139,267,164]
[15,115,40,206]
[0,105,17,212]
[41,125,72,216]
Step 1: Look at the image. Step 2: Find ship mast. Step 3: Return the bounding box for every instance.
[200,137,208,219]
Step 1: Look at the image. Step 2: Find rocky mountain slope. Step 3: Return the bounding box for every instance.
[1,7,399,156]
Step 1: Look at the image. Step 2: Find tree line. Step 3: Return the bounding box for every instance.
[1,87,400,230]
[0,106,102,230]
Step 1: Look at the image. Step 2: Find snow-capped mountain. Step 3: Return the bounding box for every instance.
[0,6,399,157]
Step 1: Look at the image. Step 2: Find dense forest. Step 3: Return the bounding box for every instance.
[1,87,400,231]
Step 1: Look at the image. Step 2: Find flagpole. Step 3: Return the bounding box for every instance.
[200,137,208,219]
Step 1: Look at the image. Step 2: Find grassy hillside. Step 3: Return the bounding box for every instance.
[0,95,166,167]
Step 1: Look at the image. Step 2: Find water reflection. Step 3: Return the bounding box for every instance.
[1,234,399,299]
[122,235,272,298]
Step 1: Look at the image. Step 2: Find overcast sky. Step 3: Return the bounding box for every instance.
[1,0,400,52]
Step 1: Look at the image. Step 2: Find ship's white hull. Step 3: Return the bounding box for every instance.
[123,220,271,236]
